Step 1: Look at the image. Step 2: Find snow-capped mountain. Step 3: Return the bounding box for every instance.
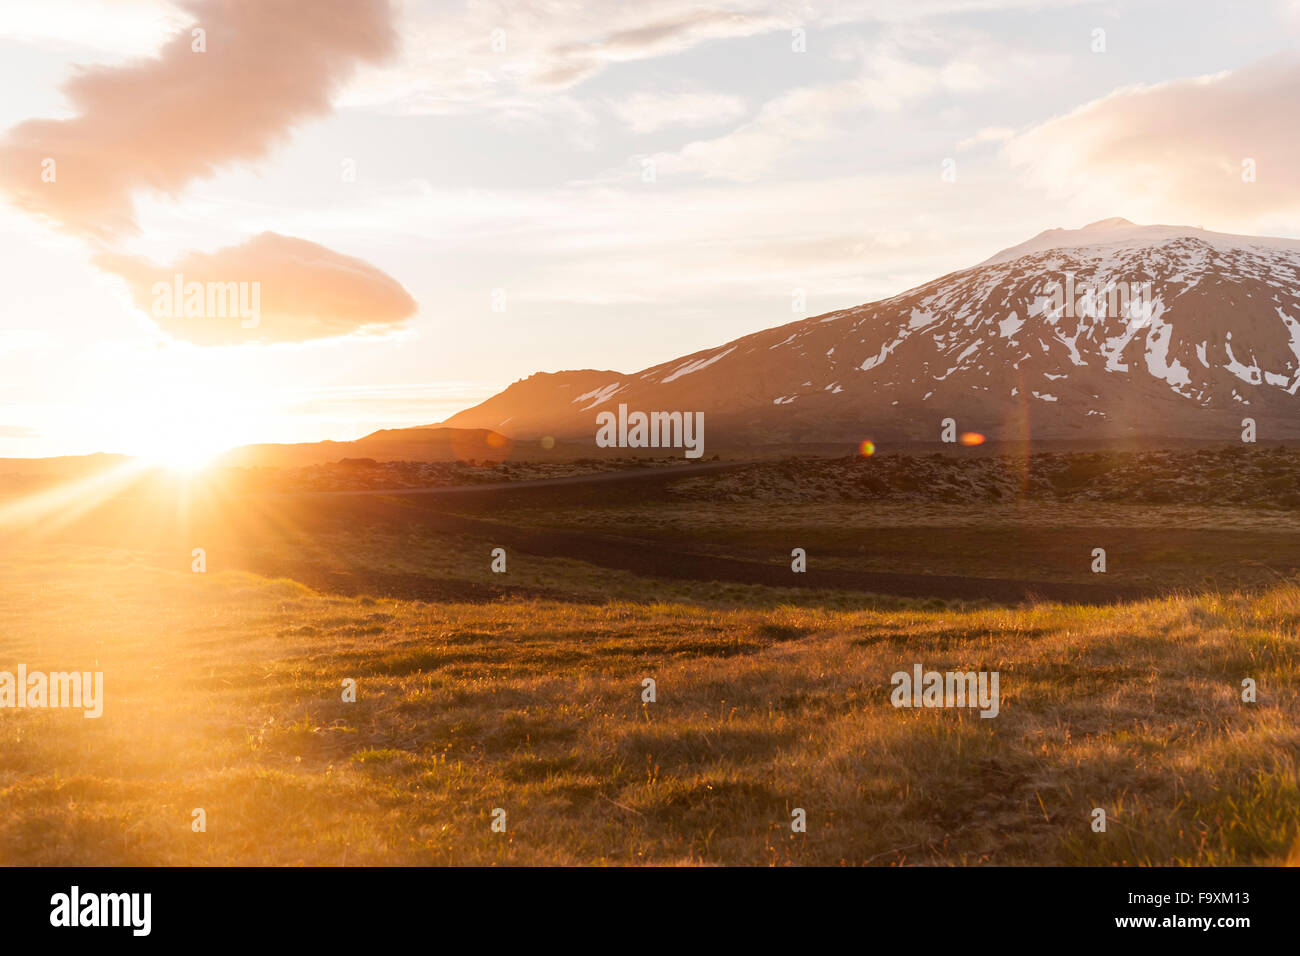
[441,219,1300,445]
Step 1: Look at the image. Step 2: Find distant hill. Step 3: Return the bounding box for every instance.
[0,452,132,479]
[213,426,526,468]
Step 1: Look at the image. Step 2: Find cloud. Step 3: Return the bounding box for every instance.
[343,1,793,116]
[547,8,785,86]
[1003,53,1300,225]
[0,0,396,239]
[640,33,1058,182]
[341,0,1093,118]
[957,125,1015,151]
[607,90,748,134]
[0,0,419,347]
[0,329,56,351]
[322,162,1034,321]
[0,0,183,58]
[95,232,417,346]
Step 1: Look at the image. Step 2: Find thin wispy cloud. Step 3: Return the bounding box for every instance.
[638,33,1064,182]
[606,89,749,134]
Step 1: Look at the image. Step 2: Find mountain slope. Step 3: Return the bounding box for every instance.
[441,219,1300,445]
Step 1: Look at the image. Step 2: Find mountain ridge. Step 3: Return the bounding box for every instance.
[439,219,1300,447]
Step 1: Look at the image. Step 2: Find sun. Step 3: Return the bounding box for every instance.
[140,437,228,474]
[123,401,247,474]
[95,377,263,475]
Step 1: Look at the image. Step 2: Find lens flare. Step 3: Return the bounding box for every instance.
[960,432,986,446]
[859,440,876,457]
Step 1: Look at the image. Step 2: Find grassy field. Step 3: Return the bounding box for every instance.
[2,541,1298,866]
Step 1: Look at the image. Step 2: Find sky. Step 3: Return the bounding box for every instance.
[2,0,1300,459]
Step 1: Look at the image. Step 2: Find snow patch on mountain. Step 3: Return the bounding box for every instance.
[572,382,626,410]
[981,217,1300,267]
[657,346,736,384]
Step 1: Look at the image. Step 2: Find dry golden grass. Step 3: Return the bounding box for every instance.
[1,544,1298,865]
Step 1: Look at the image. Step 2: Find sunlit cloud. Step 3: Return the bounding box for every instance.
[1004,52,1300,229]
[94,232,417,346]
[0,0,397,239]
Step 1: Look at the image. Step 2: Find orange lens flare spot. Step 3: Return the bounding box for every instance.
[859,440,876,457]
[960,432,986,446]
